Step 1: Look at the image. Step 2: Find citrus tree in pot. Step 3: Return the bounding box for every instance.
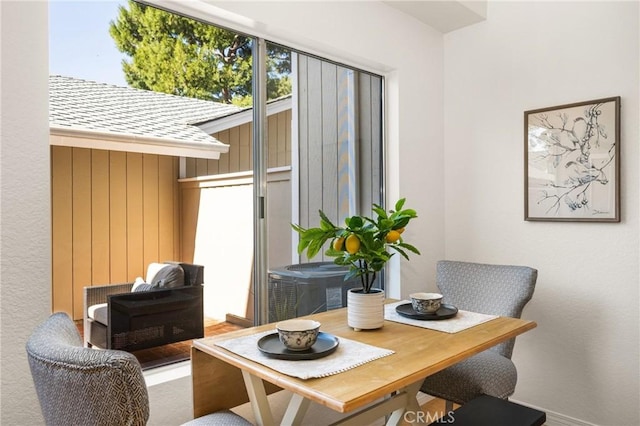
[292,198,420,330]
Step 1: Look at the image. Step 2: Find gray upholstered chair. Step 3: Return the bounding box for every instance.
[26,312,251,426]
[421,260,538,406]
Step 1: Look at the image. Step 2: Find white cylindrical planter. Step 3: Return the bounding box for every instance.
[347,288,385,331]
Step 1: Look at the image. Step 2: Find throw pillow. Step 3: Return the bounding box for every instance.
[133,283,154,292]
[151,264,185,289]
[145,262,168,284]
[131,276,147,292]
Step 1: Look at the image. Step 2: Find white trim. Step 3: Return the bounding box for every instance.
[179,157,187,179]
[178,166,291,188]
[346,69,358,217]
[197,97,292,135]
[290,52,300,265]
[50,126,229,160]
[143,360,191,388]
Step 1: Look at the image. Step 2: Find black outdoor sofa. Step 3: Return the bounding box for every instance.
[83,262,204,352]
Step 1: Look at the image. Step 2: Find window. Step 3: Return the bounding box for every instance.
[49,0,383,329]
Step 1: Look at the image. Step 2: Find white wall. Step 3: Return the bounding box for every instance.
[4,1,635,425]
[0,1,445,424]
[0,2,52,424]
[443,2,639,424]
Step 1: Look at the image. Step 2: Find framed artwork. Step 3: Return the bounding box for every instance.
[524,97,620,222]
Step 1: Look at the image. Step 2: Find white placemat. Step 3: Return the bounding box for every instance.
[215,330,394,380]
[384,300,498,333]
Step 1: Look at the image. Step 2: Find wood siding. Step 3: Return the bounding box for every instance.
[296,55,383,261]
[51,145,181,320]
[184,109,292,178]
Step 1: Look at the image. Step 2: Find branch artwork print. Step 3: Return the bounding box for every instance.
[526,98,619,221]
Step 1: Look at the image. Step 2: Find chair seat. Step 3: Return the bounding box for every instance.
[421,350,517,404]
[182,410,253,426]
[88,303,108,325]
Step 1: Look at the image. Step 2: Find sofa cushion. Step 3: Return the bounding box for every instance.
[88,303,108,325]
[131,276,147,292]
[145,263,168,284]
[133,283,154,292]
[150,264,184,289]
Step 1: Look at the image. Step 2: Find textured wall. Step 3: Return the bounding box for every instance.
[1,1,51,424]
[443,2,639,424]
[12,1,631,424]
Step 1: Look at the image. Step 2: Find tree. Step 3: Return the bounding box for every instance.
[109,1,290,104]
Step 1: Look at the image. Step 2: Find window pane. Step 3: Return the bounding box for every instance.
[266,51,384,321]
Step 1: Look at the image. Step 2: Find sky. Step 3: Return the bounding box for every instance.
[49,1,129,87]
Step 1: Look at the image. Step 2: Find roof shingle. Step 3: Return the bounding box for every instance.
[49,75,242,146]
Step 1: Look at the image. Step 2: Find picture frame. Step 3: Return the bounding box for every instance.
[524,97,620,222]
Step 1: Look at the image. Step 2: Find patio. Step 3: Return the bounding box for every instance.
[75,317,243,370]
[50,75,293,328]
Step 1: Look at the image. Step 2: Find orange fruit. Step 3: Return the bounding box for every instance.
[333,237,345,251]
[386,230,401,243]
[397,227,406,234]
[345,234,361,254]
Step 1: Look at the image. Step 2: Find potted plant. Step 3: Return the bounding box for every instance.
[292,198,420,330]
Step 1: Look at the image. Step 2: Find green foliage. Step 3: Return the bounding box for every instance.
[292,199,420,293]
[109,1,291,103]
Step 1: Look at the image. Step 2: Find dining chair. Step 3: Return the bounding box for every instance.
[421,260,538,406]
[26,312,251,426]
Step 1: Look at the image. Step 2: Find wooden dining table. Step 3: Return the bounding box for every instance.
[191,302,536,425]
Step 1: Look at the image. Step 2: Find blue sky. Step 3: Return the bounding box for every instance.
[49,1,128,87]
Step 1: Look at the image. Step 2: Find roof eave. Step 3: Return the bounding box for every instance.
[50,126,229,160]
[196,96,292,134]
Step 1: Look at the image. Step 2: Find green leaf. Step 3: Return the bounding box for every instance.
[389,245,409,260]
[296,238,310,254]
[372,205,387,219]
[393,217,410,229]
[325,247,344,257]
[320,219,333,231]
[379,218,394,230]
[334,257,351,266]
[347,216,364,229]
[318,210,337,229]
[369,257,388,271]
[291,223,305,233]
[398,242,420,255]
[306,238,326,259]
[399,208,418,218]
[344,268,360,281]
[302,228,329,239]
[395,198,406,211]
[363,216,378,227]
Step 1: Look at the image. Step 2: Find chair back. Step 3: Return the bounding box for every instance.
[26,312,149,426]
[436,260,537,358]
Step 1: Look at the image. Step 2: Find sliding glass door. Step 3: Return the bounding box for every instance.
[260,48,384,324]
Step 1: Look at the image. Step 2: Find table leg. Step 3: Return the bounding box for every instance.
[281,392,311,425]
[241,371,276,426]
[331,380,423,426]
[386,381,422,426]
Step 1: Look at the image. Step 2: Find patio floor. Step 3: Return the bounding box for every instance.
[75,317,243,370]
